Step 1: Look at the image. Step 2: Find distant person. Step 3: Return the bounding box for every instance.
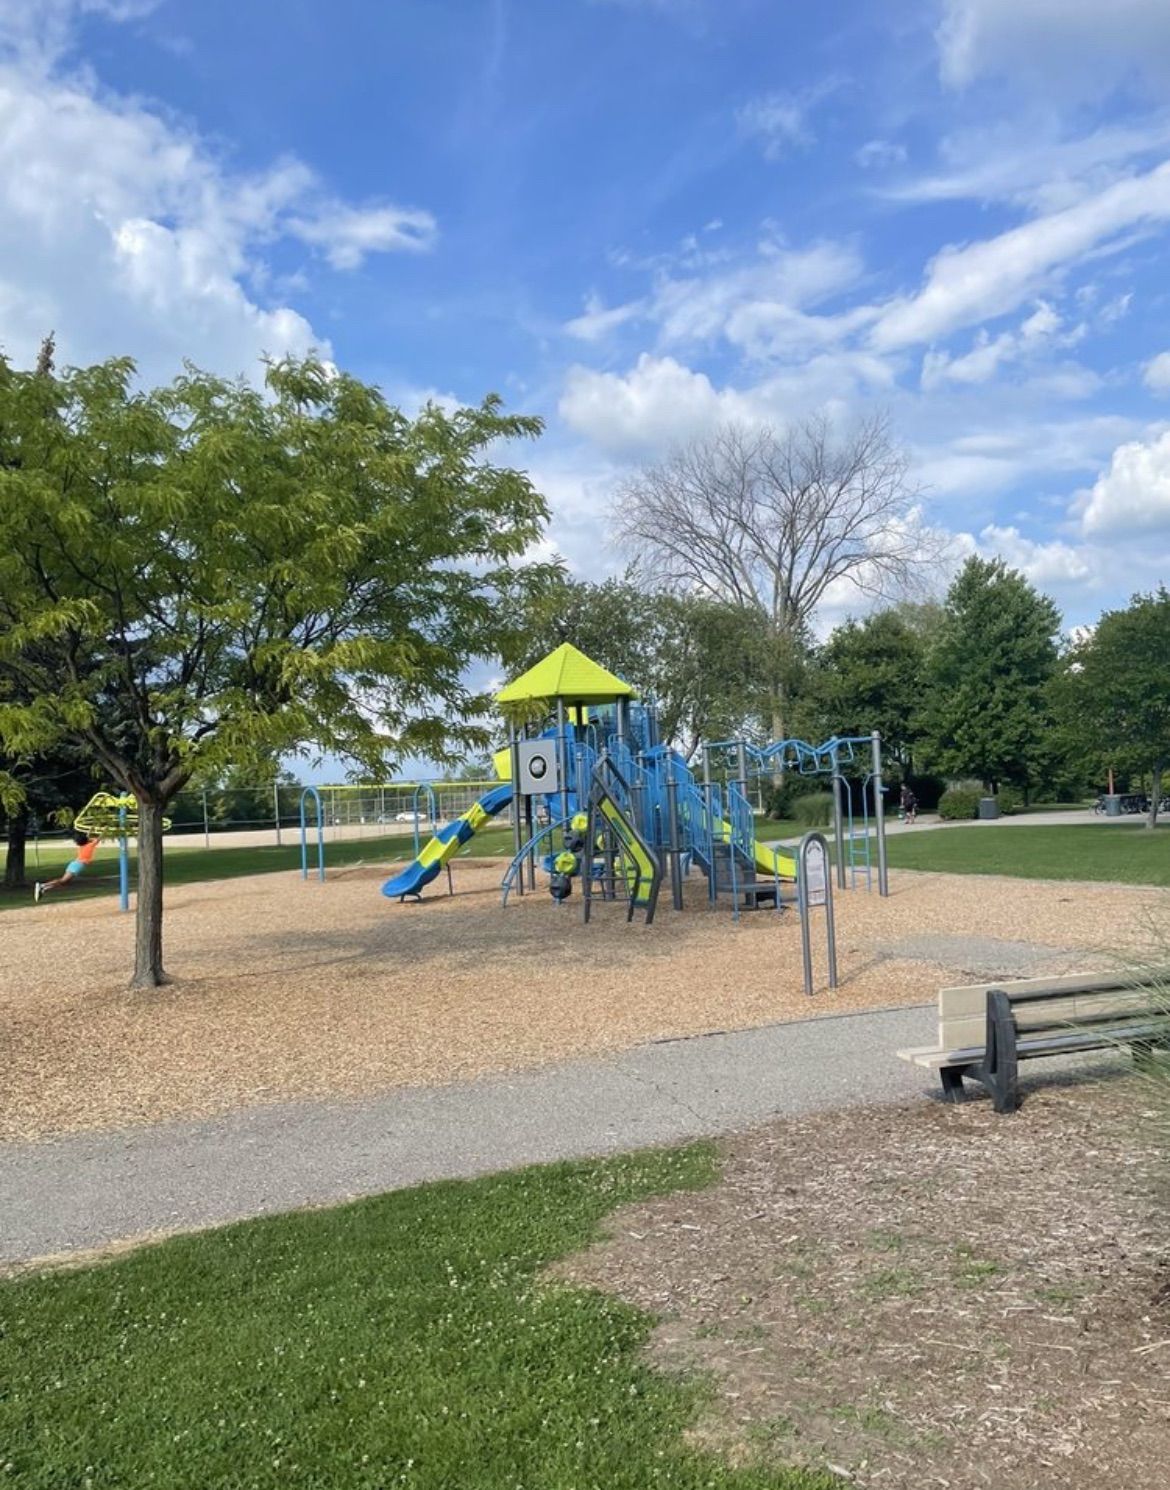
[899,784,918,825]
[34,830,99,901]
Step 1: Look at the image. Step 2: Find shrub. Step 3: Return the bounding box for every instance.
[938,786,982,820]
[792,791,835,828]
[995,784,1023,815]
[764,778,803,820]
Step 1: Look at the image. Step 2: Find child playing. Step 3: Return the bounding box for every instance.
[899,784,918,826]
[34,830,100,901]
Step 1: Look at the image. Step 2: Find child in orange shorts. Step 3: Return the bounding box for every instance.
[34,831,99,901]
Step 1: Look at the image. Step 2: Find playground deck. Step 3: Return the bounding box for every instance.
[3,861,1166,1143]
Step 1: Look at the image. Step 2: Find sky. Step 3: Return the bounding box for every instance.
[3,0,1170,733]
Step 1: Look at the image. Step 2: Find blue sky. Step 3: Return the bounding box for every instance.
[3,0,1170,675]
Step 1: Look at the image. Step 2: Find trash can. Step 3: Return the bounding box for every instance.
[1104,794,1122,817]
[978,797,1000,820]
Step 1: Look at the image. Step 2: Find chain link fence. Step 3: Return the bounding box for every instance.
[4,780,509,856]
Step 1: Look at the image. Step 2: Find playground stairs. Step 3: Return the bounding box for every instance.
[695,840,778,911]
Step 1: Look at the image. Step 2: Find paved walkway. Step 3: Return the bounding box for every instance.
[0,1004,936,1266]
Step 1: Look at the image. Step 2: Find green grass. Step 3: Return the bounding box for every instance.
[884,823,1170,886]
[8,815,1166,916]
[0,1147,830,1490]
[0,827,503,913]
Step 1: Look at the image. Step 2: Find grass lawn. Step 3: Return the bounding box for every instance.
[884,822,1170,886]
[5,817,1166,914]
[0,829,497,913]
[0,817,801,913]
[0,1148,828,1490]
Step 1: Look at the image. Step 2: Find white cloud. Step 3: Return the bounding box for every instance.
[289,202,436,270]
[0,5,436,381]
[564,292,646,342]
[938,0,1170,97]
[919,300,1067,389]
[886,116,1170,211]
[737,80,839,161]
[856,139,907,169]
[650,238,867,356]
[870,159,1170,351]
[559,348,899,460]
[1081,429,1170,535]
[975,523,1092,584]
[559,354,744,458]
[1143,352,1170,394]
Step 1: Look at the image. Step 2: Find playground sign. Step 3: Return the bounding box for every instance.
[797,831,838,995]
[802,836,828,906]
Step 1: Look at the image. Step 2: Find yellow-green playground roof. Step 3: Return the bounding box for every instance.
[495,642,636,705]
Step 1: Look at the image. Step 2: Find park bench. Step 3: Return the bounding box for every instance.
[897,969,1170,1113]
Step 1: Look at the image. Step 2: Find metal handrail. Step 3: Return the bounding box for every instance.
[501,814,572,906]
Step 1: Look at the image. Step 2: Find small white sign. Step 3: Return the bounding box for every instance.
[802,839,828,907]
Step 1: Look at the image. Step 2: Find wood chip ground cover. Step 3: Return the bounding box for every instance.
[2,864,1167,1141]
[556,1078,1170,1490]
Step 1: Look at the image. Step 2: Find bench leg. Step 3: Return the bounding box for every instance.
[939,1065,970,1101]
[976,990,1019,1114]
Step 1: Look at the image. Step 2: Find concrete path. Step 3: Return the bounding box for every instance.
[0,1003,935,1266]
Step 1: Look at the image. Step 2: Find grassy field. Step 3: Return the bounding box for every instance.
[5,817,1168,914]
[0,826,510,912]
[0,1147,828,1490]
[882,823,1170,886]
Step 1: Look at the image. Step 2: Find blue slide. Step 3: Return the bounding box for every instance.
[382,783,513,899]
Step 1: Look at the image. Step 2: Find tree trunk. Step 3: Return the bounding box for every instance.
[132,796,170,988]
[1148,764,1162,831]
[3,808,29,888]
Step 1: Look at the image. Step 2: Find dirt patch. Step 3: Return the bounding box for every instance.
[2,863,1166,1142]
[556,1077,1170,1489]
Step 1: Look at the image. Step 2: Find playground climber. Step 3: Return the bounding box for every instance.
[34,830,99,901]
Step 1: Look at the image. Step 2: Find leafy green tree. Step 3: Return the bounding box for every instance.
[0,354,551,985]
[1,746,97,887]
[810,606,933,770]
[1066,589,1170,829]
[921,557,1061,794]
[517,574,774,756]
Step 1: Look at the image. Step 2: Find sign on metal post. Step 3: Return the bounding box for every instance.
[797,831,838,996]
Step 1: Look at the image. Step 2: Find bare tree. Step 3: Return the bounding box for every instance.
[613,413,936,740]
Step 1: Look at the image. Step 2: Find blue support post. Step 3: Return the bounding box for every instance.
[299,786,324,882]
[118,803,130,913]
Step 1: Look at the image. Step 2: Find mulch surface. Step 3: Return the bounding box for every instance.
[556,1074,1170,1489]
[2,862,1168,1142]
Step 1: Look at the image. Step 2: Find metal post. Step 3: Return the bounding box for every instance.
[872,730,889,898]
[665,774,683,910]
[736,739,748,799]
[557,700,569,828]
[273,780,282,847]
[508,724,524,897]
[831,744,846,890]
[202,787,211,850]
[797,831,837,995]
[118,804,130,914]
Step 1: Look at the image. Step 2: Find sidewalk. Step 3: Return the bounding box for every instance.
[1,1004,937,1266]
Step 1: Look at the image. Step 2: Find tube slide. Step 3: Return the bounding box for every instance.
[382,783,513,899]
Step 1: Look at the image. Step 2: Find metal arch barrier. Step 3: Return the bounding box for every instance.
[299,786,325,882]
[796,830,838,996]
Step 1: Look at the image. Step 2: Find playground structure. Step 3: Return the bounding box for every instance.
[72,791,172,912]
[381,645,889,942]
